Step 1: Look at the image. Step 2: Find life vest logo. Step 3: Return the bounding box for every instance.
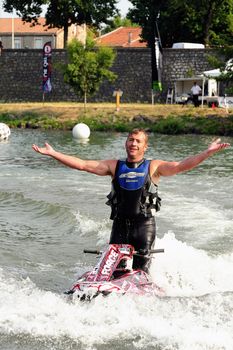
[119,171,147,189]
[102,249,118,275]
[119,172,145,179]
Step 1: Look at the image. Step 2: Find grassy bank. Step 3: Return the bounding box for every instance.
[0,102,233,135]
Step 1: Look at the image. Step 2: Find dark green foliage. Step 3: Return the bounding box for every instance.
[2,111,233,135]
[151,116,187,134]
[102,15,138,34]
[207,46,233,95]
[127,0,233,47]
[60,37,117,106]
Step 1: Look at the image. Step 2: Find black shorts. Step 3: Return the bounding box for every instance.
[109,216,156,272]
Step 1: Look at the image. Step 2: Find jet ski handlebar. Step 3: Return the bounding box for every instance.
[83,248,164,255]
[148,248,164,254]
[83,249,101,254]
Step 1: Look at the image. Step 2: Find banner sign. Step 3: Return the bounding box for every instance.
[42,41,52,93]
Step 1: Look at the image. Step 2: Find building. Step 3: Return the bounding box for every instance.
[0,17,86,49]
[96,26,147,48]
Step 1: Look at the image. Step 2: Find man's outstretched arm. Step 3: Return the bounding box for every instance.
[153,138,230,178]
[32,142,116,176]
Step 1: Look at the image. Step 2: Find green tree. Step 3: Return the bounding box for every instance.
[127,0,166,93]
[221,60,233,95]
[102,15,137,34]
[127,0,233,47]
[127,0,233,98]
[175,0,233,46]
[3,0,119,47]
[208,46,233,94]
[60,36,117,109]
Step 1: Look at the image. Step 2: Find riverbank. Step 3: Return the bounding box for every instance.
[0,102,233,135]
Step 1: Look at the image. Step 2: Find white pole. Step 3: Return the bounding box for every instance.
[83,22,86,48]
[12,10,15,49]
[201,77,205,108]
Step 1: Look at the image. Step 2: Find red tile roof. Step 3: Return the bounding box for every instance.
[0,17,59,34]
[96,26,147,47]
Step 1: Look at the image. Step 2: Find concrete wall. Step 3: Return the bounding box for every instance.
[0,47,216,103]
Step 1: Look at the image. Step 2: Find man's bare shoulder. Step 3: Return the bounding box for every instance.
[150,159,164,170]
[103,159,118,177]
[149,159,164,183]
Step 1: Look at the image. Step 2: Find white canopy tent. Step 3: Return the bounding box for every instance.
[173,64,231,106]
[203,68,221,78]
[200,68,221,107]
[200,61,233,108]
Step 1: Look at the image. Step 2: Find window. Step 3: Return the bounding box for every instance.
[14,38,21,49]
[34,37,43,49]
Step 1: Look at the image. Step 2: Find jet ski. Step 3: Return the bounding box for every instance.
[66,244,165,300]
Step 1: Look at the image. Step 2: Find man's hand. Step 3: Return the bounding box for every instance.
[207,138,230,156]
[32,142,54,156]
[153,138,230,179]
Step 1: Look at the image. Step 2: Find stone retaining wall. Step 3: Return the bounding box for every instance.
[0,47,216,103]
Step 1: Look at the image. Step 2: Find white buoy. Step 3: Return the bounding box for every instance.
[72,123,90,139]
[0,123,11,141]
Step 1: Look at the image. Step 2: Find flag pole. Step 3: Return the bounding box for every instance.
[12,9,15,49]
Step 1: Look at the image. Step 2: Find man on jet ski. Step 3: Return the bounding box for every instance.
[32,129,230,273]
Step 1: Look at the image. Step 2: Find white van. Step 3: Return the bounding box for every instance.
[172,42,205,49]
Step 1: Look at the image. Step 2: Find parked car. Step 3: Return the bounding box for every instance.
[175,92,193,105]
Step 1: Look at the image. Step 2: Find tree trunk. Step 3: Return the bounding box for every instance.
[84,91,87,112]
[149,21,160,102]
[63,23,69,48]
[202,2,215,45]
[151,39,158,89]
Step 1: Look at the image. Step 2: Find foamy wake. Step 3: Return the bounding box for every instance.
[150,232,233,297]
[0,230,233,350]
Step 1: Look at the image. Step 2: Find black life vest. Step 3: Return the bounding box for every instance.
[106,159,161,219]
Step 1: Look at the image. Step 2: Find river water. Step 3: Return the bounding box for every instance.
[0,129,232,350]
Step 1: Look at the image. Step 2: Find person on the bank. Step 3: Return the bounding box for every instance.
[32,129,230,273]
[191,82,202,107]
